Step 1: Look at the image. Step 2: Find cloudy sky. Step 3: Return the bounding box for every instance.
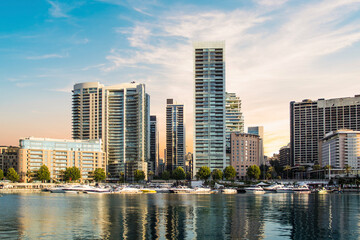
[1,0,360,157]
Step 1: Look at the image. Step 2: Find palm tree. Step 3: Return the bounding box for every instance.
[283,165,291,179]
[344,164,352,177]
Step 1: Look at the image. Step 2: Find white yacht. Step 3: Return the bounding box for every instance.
[221,189,237,194]
[113,187,141,194]
[84,187,112,194]
[276,186,294,193]
[63,185,94,193]
[49,185,67,193]
[171,186,195,194]
[193,187,212,194]
[293,184,311,193]
[244,186,265,194]
[263,184,284,192]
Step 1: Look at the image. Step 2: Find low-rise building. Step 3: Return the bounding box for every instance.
[279,144,291,166]
[230,132,260,180]
[18,137,106,182]
[0,146,19,173]
[319,130,360,172]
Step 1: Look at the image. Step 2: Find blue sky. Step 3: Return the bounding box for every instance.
[2,0,360,156]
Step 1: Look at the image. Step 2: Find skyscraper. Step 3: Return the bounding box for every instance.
[166,99,185,171]
[225,92,244,165]
[248,126,264,167]
[193,41,226,174]
[290,95,360,166]
[149,115,159,174]
[72,82,150,179]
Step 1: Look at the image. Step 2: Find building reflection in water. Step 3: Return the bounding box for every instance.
[4,192,360,239]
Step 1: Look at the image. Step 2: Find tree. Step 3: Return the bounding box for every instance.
[119,172,125,182]
[148,171,154,181]
[93,168,106,182]
[186,172,192,180]
[223,166,236,181]
[162,170,170,180]
[212,169,223,181]
[197,166,211,181]
[37,165,51,183]
[173,167,186,181]
[64,167,81,182]
[6,168,19,182]
[0,169,3,180]
[246,165,261,180]
[283,165,291,179]
[344,164,352,176]
[267,166,274,180]
[134,170,145,182]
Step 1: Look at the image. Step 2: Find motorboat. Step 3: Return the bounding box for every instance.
[193,187,212,194]
[293,184,311,194]
[113,187,141,194]
[221,188,237,194]
[171,186,195,194]
[63,185,94,193]
[140,188,157,194]
[84,187,112,194]
[244,186,265,194]
[276,186,294,193]
[263,184,284,192]
[49,185,67,193]
[316,187,328,194]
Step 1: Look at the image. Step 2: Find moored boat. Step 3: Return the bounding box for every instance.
[263,184,284,192]
[221,188,237,194]
[193,187,211,194]
[276,186,294,193]
[293,184,311,194]
[244,186,265,194]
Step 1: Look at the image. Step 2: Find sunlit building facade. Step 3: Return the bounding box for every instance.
[18,137,106,182]
[72,82,150,178]
[193,41,226,175]
[290,95,360,166]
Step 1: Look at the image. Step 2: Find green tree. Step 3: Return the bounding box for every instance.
[162,170,170,180]
[37,165,51,182]
[6,168,20,182]
[64,167,81,182]
[134,170,145,182]
[267,166,274,180]
[223,166,236,181]
[93,168,106,182]
[0,169,4,180]
[246,165,261,180]
[186,172,192,180]
[212,169,223,181]
[283,165,291,179]
[119,172,125,182]
[173,167,186,180]
[344,164,352,176]
[197,166,211,181]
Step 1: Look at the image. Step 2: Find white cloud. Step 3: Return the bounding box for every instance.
[47,0,69,18]
[103,0,360,155]
[26,53,68,60]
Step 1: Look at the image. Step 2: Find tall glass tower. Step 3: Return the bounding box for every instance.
[166,99,185,171]
[193,41,226,174]
[72,82,150,179]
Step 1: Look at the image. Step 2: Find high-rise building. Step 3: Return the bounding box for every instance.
[225,92,244,165]
[290,95,360,166]
[319,130,360,171]
[230,132,260,180]
[193,41,226,174]
[166,99,185,171]
[279,143,291,166]
[72,82,150,179]
[248,126,264,166]
[149,115,159,174]
[18,137,106,182]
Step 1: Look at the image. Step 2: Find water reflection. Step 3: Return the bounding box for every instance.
[0,193,360,239]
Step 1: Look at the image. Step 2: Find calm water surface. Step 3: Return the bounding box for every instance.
[0,193,359,239]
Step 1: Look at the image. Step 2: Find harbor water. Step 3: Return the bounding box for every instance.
[0,192,359,239]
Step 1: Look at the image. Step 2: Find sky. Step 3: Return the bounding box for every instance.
[1,0,360,158]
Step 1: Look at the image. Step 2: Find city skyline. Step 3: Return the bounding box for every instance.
[2,0,360,157]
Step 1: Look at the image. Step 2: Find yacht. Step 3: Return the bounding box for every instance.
[221,188,237,194]
[113,187,141,194]
[49,185,67,193]
[63,185,94,193]
[293,184,311,194]
[263,184,284,192]
[244,186,265,194]
[171,186,195,194]
[84,187,112,194]
[193,187,212,194]
[276,186,294,193]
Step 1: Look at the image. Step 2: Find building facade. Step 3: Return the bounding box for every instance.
[319,130,360,171]
[0,146,19,173]
[18,137,106,182]
[166,99,185,171]
[149,115,159,174]
[279,143,291,166]
[230,132,260,180]
[193,41,226,175]
[290,95,360,166]
[248,126,264,166]
[73,82,150,179]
